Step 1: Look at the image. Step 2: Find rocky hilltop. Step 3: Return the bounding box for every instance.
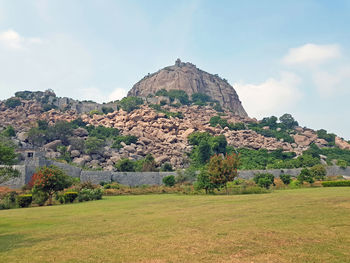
[128,59,248,117]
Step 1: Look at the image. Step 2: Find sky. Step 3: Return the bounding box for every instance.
[0,0,350,139]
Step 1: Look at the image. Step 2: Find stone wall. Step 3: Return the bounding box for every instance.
[2,161,350,189]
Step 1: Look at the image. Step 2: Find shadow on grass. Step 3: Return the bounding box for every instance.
[0,233,49,253]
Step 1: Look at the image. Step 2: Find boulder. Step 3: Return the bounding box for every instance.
[44,140,62,151]
[70,150,80,158]
[72,157,86,166]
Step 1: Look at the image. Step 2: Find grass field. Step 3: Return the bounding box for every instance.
[1,188,350,263]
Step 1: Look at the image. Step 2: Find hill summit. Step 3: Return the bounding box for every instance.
[128,59,248,117]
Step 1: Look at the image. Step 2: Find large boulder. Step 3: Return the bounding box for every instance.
[127,59,248,117]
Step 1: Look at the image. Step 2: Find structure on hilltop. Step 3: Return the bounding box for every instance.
[128,59,248,117]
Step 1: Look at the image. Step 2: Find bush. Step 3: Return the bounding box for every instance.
[289,179,301,189]
[2,126,16,137]
[280,174,292,185]
[115,158,136,172]
[112,135,138,149]
[16,194,32,208]
[89,110,103,116]
[162,175,175,187]
[194,169,215,193]
[0,191,18,209]
[322,181,350,187]
[5,98,21,109]
[310,164,327,180]
[337,159,348,169]
[119,97,143,112]
[85,137,105,154]
[32,189,49,206]
[297,168,314,184]
[253,173,275,189]
[78,188,103,202]
[160,162,174,172]
[64,192,78,203]
[102,107,114,114]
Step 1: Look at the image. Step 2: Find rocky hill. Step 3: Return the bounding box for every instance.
[0,61,349,172]
[128,59,248,117]
[1,94,349,171]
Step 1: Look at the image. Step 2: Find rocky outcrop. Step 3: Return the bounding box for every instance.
[128,59,248,117]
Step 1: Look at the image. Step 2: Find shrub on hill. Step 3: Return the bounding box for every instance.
[119,97,143,112]
[280,174,292,185]
[5,98,21,109]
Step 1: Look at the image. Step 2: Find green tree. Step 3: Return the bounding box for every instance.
[162,175,175,187]
[5,98,21,108]
[119,97,143,112]
[253,173,275,189]
[297,168,314,184]
[279,113,299,129]
[84,137,105,154]
[279,174,292,185]
[309,164,327,180]
[1,126,16,137]
[115,158,136,172]
[194,169,215,194]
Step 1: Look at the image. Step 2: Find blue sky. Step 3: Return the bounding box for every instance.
[0,0,350,139]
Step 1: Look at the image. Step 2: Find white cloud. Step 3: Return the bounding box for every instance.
[108,88,128,102]
[312,66,350,97]
[235,72,303,118]
[283,43,340,66]
[0,29,42,50]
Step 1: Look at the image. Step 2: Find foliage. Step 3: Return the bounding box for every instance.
[119,97,143,112]
[115,158,136,172]
[84,137,105,154]
[191,93,212,105]
[102,107,114,114]
[279,113,299,129]
[64,192,78,203]
[138,154,158,172]
[46,121,74,145]
[162,175,176,187]
[297,168,314,184]
[1,126,16,137]
[87,125,119,140]
[32,189,49,206]
[160,162,174,172]
[149,104,183,119]
[194,169,215,193]
[309,164,327,180]
[89,110,103,116]
[0,191,18,209]
[209,115,246,131]
[253,173,275,189]
[155,89,169,96]
[207,153,240,192]
[188,132,229,166]
[29,165,73,205]
[316,129,336,146]
[0,141,19,184]
[78,188,103,202]
[167,90,190,105]
[336,159,348,169]
[5,98,21,108]
[16,194,32,208]
[322,180,350,187]
[279,174,292,185]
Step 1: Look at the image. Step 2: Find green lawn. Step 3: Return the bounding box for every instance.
[1,188,350,263]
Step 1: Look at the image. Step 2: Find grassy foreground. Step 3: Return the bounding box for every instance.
[1,188,350,263]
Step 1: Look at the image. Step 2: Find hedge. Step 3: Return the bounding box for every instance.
[64,192,78,203]
[322,181,350,187]
[16,194,32,207]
